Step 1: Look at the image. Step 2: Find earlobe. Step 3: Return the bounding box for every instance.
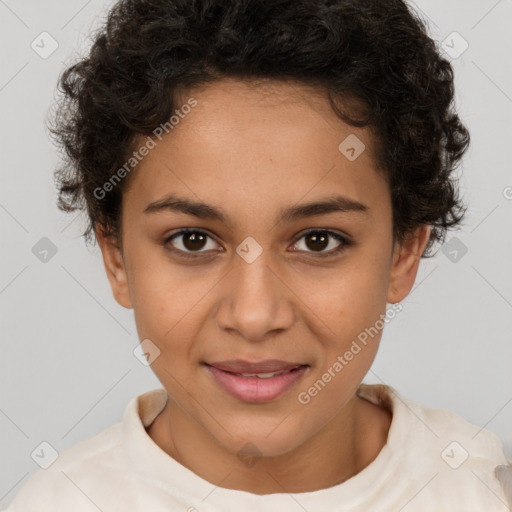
[386,224,431,304]
[95,227,133,309]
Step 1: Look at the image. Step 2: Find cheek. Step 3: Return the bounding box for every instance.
[305,258,389,335]
[127,253,216,360]
[297,270,387,414]
[126,252,181,341]
[296,252,391,390]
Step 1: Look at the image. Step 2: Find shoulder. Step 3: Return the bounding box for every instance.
[396,388,507,464]
[360,383,507,462]
[2,421,129,512]
[2,389,169,512]
[360,384,511,510]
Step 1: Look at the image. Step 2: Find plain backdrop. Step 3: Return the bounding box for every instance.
[1,0,511,507]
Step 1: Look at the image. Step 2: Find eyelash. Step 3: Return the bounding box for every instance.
[162,228,353,259]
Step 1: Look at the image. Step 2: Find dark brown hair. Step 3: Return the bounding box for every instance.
[50,0,469,257]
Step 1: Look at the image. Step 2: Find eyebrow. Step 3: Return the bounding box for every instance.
[143,194,368,224]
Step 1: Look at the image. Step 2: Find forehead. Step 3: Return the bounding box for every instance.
[172,77,373,145]
[123,78,388,223]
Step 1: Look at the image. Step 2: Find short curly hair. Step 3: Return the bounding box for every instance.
[50,0,469,257]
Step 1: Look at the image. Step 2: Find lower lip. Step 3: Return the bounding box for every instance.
[205,364,309,403]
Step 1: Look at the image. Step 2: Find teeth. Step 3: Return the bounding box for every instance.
[239,367,301,378]
[240,371,282,378]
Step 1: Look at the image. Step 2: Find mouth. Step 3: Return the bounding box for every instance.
[204,361,310,403]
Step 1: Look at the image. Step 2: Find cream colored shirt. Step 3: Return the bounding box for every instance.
[3,384,511,511]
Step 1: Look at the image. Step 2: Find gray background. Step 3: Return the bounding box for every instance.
[1,0,511,507]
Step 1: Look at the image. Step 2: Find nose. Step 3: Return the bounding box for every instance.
[215,248,295,343]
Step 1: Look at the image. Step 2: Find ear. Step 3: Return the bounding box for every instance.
[95,226,133,309]
[387,224,431,304]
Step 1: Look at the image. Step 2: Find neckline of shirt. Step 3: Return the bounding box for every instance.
[122,383,411,511]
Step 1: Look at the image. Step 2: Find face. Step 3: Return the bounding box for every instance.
[98,78,429,458]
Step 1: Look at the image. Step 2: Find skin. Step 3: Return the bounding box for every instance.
[96,77,430,494]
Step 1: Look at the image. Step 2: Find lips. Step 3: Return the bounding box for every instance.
[206,359,306,374]
[204,360,309,402]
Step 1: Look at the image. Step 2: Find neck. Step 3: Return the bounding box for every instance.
[146,391,391,494]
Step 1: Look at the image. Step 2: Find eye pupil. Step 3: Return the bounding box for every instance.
[183,232,207,251]
[305,231,329,252]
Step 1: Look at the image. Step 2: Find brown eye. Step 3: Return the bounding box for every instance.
[164,229,220,257]
[304,231,329,251]
[291,230,351,257]
[181,231,208,251]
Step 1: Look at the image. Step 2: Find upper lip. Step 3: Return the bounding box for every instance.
[206,359,307,374]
